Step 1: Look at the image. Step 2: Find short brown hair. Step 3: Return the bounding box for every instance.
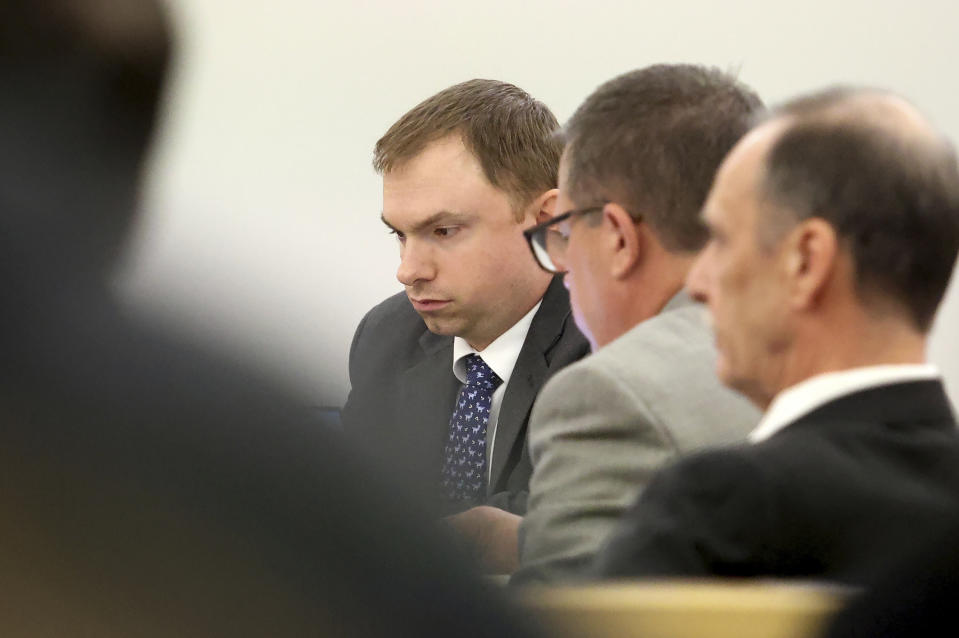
[563,64,763,252]
[373,79,561,211]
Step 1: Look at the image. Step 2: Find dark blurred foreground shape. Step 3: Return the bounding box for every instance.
[0,1,541,635]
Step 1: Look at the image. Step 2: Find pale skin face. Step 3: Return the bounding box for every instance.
[381,135,554,351]
[556,153,690,351]
[686,124,795,408]
[554,156,610,351]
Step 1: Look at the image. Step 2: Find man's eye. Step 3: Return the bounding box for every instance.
[434,226,459,239]
[389,229,406,243]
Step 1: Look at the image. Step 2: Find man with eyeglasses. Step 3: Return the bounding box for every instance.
[510,65,764,583]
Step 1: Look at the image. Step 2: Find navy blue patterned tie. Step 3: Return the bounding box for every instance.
[441,354,502,505]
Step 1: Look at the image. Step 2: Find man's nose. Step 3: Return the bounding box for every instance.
[396,240,436,287]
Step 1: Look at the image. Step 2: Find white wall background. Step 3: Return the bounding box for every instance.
[121,0,959,408]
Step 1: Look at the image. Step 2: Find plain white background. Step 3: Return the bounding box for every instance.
[121,0,959,408]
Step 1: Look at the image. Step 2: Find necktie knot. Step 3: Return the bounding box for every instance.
[464,354,501,390]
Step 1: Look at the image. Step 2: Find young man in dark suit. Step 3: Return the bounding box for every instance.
[594,87,959,586]
[342,82,589,523]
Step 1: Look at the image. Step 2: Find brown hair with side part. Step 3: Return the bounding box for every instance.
[373,79,561,215]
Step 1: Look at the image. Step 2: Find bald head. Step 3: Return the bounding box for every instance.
[753,88,959,331]
[772,88,939,137]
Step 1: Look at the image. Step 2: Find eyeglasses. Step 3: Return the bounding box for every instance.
[523,205,605,273]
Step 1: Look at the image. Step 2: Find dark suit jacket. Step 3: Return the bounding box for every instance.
[825,517,959,638]
[594,380,959,586]
[342,277,589,515]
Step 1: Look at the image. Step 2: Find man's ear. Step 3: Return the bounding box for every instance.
[605,203,642,279]
[784,217,838,310]
[527,188,558,224]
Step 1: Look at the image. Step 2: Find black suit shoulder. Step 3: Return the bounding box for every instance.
[595,445,770,578]
[354,289,423,339]
[347,291,429,377]
[342,290,440,433]
[596,381,959,585]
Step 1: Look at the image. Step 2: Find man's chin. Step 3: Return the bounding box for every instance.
[418,314,461,338]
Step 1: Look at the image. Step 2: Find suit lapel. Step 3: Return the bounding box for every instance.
[489,277,572,490]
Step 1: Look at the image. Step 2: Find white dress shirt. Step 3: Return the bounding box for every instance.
[749,364,942,443]
[452,300,542,483]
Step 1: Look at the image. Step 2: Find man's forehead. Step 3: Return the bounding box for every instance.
[387,134,482,180]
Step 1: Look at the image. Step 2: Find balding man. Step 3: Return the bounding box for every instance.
[594,87,959,585]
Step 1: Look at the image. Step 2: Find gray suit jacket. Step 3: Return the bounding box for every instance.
[514,291,759,583]
[342,277,589,515]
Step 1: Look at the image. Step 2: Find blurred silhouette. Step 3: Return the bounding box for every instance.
[0,1,540,635]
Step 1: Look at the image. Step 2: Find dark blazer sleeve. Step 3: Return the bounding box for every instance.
[485,438,533,513]
[593,449,770,579]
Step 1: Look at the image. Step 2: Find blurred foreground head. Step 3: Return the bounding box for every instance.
[687,87,959,407]
[0,2,541,636]
[0,0,168,280]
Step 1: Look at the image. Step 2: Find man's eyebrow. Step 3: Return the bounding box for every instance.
[380,210,473,234]
[380,214,399,232]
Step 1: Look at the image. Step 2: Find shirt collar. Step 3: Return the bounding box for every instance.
[452,300,542,386]
[749,363,941,443]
